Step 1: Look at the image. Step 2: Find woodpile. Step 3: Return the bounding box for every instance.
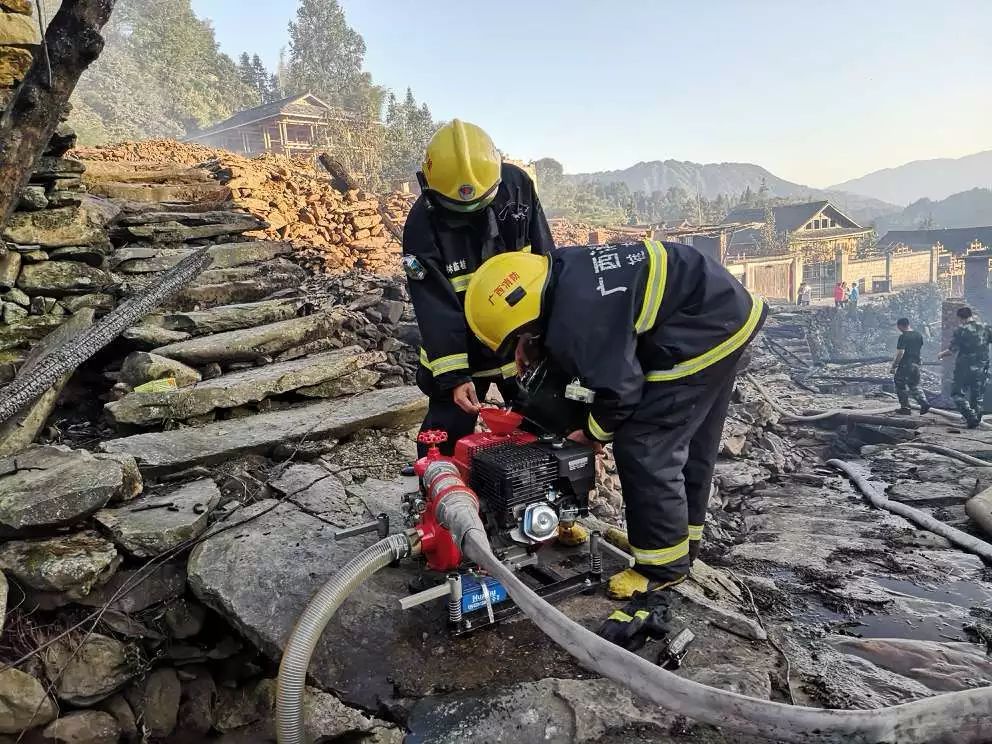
[201,154,414,275]
[73,140,417,276]
[547,217,630,247]
[71,139,219,166]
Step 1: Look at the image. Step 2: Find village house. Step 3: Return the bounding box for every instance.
[876,226,992,255]
[187,93,345,156]
[720,201,874,260]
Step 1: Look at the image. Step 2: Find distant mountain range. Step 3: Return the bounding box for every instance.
[566,159,898,225]
[829,150,992,206]
[873,188,992,234]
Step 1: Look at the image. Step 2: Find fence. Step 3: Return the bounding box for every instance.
[804,247,940,297]
[724,254,801,302]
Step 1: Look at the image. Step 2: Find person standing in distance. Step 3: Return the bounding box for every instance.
[890,317,930,415]
[938,306,992,428]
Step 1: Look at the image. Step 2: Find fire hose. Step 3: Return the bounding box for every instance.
[897,443,992,541]
[276,533,415,743]
[275,464,992,744]
[827,458,992,562]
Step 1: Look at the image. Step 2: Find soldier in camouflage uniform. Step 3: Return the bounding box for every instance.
[938,306,992,428]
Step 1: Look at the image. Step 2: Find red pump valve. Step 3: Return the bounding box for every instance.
[417,429,448,446]
[415,430,448,477]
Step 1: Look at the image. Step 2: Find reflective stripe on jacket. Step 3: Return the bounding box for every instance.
[543,240,765,442]
[404,163,554,389]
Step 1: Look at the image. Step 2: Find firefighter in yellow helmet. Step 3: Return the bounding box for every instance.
[403,120,554,465]
[465,242,767,651]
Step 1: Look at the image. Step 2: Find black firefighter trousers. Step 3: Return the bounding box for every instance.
[415,365,518,457]
[612,353,742,586]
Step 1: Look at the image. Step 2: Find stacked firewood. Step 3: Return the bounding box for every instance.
[74,141,418,275]
[201,155,414,275]
[71,139,219,166]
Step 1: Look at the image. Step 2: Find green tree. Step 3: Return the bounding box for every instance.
[287,0,383,112]
[756,177,770,204]
[70,0,258,142]
[238,53,279,104]
[534,158,581,218]
[382,88,437,182]
[758,204,786,254]
[238,53,256,95]
[534,158,565,190]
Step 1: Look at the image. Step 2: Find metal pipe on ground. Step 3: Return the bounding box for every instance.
[745,373,992,429]
[887,443,992,541]
[744,374,900,421]
[802,412,923,428]
[898,443,992,468]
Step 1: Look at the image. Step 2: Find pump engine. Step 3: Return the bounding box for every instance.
[405,408,595,572]
[392,357,608,634]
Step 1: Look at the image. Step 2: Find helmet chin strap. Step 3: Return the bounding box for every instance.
[416,171,433,212]
[480,207,500,261]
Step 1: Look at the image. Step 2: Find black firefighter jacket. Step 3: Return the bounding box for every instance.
[542,240,767,443]
[403,163,554,390]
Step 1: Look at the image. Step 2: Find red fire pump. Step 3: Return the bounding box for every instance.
[406,408,596,572]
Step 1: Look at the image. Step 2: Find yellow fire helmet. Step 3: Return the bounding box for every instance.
[465,252,551,354]
[421,120,502,213]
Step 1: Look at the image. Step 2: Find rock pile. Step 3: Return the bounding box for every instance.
[548,218,630,247]
[0,136,431,740]
[304,270,420,383]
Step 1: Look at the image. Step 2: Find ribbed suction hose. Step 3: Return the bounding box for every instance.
[438,492,992,744]
[276,533,411,744]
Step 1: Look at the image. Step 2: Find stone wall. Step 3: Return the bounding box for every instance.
[846,256,887,289]
[940,298,968,397]
[0,121,103,382]
[808,283,944,361]
[0,5,110,383]
[0,0,38,107]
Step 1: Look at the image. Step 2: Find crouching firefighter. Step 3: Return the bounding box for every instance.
[464,240,768,649]
[403,119,554,465]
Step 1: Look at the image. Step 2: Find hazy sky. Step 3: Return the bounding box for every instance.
[190,0,991,187]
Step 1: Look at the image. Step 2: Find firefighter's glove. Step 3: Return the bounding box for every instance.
[597,590,676,651]
[557,522,589,547]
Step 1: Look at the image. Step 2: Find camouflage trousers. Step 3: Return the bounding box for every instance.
[894,363,928,409]
[951,362,989,424]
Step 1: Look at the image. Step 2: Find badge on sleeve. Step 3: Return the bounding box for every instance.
[403,255,426,281]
